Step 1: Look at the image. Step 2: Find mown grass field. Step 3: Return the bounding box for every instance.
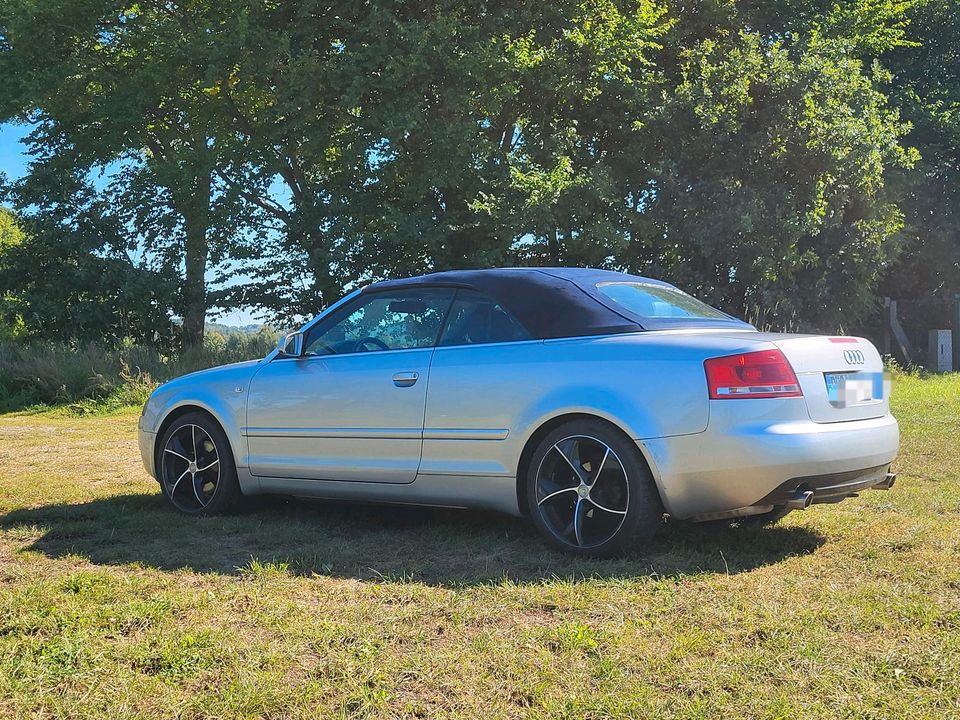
[0,374,958,719]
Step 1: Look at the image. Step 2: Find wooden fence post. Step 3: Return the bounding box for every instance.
[882,297,892,357]
[883,299,916,366]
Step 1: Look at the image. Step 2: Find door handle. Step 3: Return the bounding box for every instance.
[392,371,419,387]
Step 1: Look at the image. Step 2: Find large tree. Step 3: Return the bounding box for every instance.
[0,182,178,347]
[223,0,914,329]
[879,0,960,334]
[629,4,917,330]
[194,0,673,318]
[0,0,936,336]
[0,0,251,345]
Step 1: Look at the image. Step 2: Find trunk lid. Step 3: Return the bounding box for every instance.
[749,333,889,422]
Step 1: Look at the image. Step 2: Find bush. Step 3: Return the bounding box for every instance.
[0,328,280,412]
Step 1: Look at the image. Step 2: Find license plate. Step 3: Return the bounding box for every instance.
[825,371,884,406]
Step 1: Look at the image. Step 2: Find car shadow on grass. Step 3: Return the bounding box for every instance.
[0,492,826,585]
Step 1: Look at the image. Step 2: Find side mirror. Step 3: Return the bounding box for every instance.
[277,331,304,358]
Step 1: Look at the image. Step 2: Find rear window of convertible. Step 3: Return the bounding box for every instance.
[596,282,730,320]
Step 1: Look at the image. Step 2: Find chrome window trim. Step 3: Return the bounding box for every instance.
[277,345,438,363]
[431,337,547,352]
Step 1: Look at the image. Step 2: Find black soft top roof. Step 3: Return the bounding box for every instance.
[365,267,751,339]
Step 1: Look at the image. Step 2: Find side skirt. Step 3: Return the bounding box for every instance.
[236,468,523,517]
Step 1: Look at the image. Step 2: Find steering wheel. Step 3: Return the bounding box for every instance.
[351,336,390,353]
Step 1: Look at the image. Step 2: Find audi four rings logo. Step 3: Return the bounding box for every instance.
[843,349,865,365]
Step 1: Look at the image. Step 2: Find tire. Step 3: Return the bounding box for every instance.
[526,419,663,557]
[156,411,242,515]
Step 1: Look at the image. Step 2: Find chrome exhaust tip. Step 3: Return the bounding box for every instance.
[785,489,814,510]
[873,473,896,490]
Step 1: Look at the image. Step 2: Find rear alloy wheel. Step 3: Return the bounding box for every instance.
[158,412,242,515]
[527,420,663,557]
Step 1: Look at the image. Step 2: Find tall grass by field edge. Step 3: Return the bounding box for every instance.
[0,329,279,413]
[0,333,927,416]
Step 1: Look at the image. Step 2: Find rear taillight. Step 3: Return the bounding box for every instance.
[704,349,802,400]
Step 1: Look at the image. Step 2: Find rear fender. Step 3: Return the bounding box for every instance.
[516,385,659,443]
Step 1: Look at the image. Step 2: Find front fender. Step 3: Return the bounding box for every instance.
[141,360,262,470]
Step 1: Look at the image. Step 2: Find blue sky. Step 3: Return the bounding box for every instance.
[0,122,261,326]
[0,123,29,181]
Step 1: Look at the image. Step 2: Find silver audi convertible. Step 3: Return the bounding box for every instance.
[138,268,899,555]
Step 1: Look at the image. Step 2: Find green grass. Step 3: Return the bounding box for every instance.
[0,375,958,718]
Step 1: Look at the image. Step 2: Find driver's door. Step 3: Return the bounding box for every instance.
[245,287,455,483]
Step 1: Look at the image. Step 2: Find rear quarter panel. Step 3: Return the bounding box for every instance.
[420,331,773,482]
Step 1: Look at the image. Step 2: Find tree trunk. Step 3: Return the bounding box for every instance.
[548,229,561,264]
[437,186,482,269]
[290,194,341,315]
[181,168,211,347]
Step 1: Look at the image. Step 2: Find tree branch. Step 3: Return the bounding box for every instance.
[214,169,290,222]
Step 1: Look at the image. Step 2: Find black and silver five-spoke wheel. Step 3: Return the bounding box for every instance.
[158,412,241,515]
[527,419,662,556]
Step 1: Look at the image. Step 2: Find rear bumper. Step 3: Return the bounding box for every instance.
[641,404,899,519]
[757,464,893,507]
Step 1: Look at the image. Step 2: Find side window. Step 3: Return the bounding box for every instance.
[439,290,532,347]
[304,288,454,356]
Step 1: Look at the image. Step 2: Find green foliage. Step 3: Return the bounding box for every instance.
[0,208,21,247]
[633,22,916,329]
[0,208,25,341]
[0,211,179,349]
[198,0,921,329]
[877,0,960,329]
[0,0,955,335]
[0,0,250,345]
[0,328,279,412]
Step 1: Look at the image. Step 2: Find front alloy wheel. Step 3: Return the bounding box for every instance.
[158,412,241,515]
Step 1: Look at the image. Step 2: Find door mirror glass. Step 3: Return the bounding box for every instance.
[277,331,304,358]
